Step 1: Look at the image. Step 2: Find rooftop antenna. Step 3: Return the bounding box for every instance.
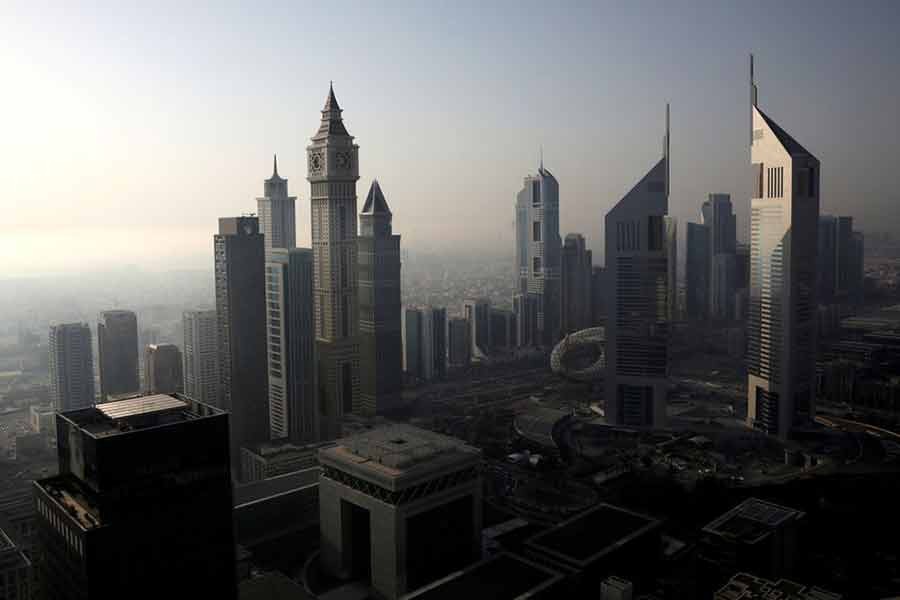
[273,153,278,176]
[664,102,670,198]
[540,145,544,171]
[750,53,758,145]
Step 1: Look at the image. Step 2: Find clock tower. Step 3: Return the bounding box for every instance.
[307,83,360,440]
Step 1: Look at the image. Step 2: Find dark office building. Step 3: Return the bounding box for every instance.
[144,343,182,394]
[358,180,403,416]
[48,323,95,411]
[590,266,606,325]
[489,308,516,350]
[33,394,237,600]
[215,216,269,467]
[97,310,139,401]
[561,233,592,334]
[686,222,711,319]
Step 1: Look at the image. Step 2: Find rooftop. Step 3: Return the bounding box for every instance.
[401,552,562,600]
[715,572,842,600]
[63,394,220,438]
[704,498,805,545]
[318,424,480,490]
[526,503,661,567]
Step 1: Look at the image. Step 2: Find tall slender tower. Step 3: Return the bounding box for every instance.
[746,56,819,439]
[561,233,593,334]
[257,155,296,259]
[307,84,360,439]
[182,309,218,406]
[515,160,561,347]
[358,180,402,415]
[604,105,670,428]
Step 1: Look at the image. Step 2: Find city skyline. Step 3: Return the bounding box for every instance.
[2,1,899,276]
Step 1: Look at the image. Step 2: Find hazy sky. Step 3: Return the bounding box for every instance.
[2,0,898,276]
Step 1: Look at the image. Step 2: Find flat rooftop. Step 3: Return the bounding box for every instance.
[715,572,842,600]
[526,503,661,567]
[64,394,219,438]
[319,424,480,490]
[704,498,805,545]
[401,552,562,600]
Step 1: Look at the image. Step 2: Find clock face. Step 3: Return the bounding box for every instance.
[309,152,323,173]
[335,151,352,169]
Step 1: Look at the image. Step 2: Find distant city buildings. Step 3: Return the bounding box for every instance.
[489,307,516,350]
[48,323,95,411]
[604,106,670,428]
[33,394,237,598]
[447,317,471,368]
[703,194,738,320]
[215,216,269,465]
[182,309,219,406]
[266,248,319,443]
[715,572,842,600]
[561,233,592,334]
[97,309,139,401]
[402,306,446,382]
[307,84,360,439]
[0,527,33,600]
[746,58,819,439]
[464,298,492,358]
[144,343,182,394]
[256,155,296,259]
[358,180,403,415]
[515,161,561,347]
[818,215,864,305]
[686,222,711,320]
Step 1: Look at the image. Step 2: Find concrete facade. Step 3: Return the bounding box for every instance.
[318,425,482,599]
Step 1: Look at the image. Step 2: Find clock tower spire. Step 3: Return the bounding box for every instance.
[306,83,361,440]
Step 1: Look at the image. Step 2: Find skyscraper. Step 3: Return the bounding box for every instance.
[604,105,670,428]
[182,309,218,406]
[561,233,593,334]
[746,57,820,439]
[489,308,516,350]
[266,248,318,442]
[33,394,236,599]
[685,223,711,320]
[515,160,561,347]
[817,215,837,303]
[97,310,139,401]
[513,293,538,347]
[448,317,471,368]
[463,298,492,357]
[307,84,360,439]
[48,323,95,411]
[215,216,268,465]
[257,154,296,259]
[402,306,446,382]
[702,194,738,320]
[358,180,402,416]
[144,343,183,394]
[590,266,606,325]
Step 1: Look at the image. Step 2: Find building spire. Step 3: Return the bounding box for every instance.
[664,102,670,197]
[540,145,544,171]
[273,153,278,177]
[750,53,758,146]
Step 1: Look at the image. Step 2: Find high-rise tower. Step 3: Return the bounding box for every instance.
[97,310,139,401]
[306,84,360,439]
[746,56,819,439]
[182,309,218,406]
[257,155,296,259]
[604,105,671,428]
[515,160,561,347]
[561,233,593,334]
[214,216,268,466]
[48,323,95,411]
[358,180,402,415]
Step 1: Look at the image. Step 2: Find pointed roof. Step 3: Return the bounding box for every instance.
[314,82,349,139]
[756,107,815,159]
[266,153,285,183]
[362,179,391,214]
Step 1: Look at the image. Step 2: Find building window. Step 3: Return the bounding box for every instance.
[533,221,541,242]
[533,256,542,276]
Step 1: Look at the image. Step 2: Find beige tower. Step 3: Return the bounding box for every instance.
[746,56,819,439]
[307,84,360,440]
